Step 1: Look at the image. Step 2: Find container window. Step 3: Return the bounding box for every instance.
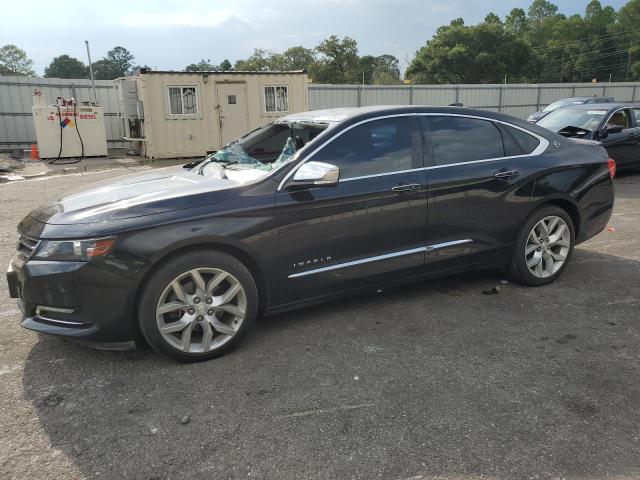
[264,86,288,113]
[228,95,237,105]
[168,86,198,115]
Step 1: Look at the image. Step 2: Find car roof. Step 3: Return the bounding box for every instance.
[559,103,638,111]
[553,96,614,102]
[280,105,534,127]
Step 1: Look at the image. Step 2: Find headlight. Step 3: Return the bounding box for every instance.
[33,238,116,261]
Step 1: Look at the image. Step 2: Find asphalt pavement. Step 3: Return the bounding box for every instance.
[0,167,639,480]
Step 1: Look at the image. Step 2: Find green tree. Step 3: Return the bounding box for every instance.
[314,35,360,83]
[484,12,503,25]
[528,0,559,23]
[89,46,136,79]
[618,0,640,32]
[359,54,401,84]
[218,59,232,71]
[234,49,274,71]
[406,21,540,84]
[358,55,378,84]
[106,46,135,77]
[617,0,640,80]
[279,46,317,71]
[585,0,616,31]
[44,55,87,78]
[91,59,121,80]
[505,8,528,35]
[185,59,217,71]
[0,44,35,76]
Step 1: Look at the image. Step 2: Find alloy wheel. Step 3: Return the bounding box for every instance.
[156,268,247,353]
[525,215,571,279]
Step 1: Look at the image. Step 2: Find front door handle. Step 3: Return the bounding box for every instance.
[494,169,520,179]
[391,183,421,194]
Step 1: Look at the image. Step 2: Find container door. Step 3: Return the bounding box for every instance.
[216,83,249,146]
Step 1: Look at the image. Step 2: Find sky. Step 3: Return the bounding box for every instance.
[2,0,629,75]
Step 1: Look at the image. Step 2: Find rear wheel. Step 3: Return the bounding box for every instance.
[508,205,575,286]
[138,250,258,362]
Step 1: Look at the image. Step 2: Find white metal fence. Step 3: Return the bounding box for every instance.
[0,75,124,150]
[308,82,640,118]
[2,76,639,150]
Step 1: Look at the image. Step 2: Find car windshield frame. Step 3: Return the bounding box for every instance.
[198,120,332,177]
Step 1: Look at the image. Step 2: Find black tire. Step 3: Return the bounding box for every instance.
[508,205,576,287]
[138,250,258,362]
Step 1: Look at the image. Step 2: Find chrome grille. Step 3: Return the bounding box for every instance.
[16,235,39,259]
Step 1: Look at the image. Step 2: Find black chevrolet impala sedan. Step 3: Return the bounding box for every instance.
[7,106,615,361]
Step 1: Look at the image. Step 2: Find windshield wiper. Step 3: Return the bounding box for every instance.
[198,152,240,174]
[557,125,590,138]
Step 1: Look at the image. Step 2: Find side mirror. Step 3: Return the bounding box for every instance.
[291,161,339,186]
[598,125,608,140]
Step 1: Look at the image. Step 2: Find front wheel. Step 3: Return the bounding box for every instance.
[138,250,258,362]
[508,205,575,286]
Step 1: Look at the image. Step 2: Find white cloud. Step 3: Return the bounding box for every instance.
[117,10,249,28]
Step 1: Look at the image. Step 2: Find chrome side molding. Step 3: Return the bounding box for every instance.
[288,239,473,279]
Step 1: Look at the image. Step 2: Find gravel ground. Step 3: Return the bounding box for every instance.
[0,168,639,480]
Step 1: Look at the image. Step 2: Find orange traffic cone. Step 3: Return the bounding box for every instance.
[30,144,39,160]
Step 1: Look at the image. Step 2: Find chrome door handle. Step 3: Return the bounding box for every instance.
[392,183,421,194]
[494,169,519,179]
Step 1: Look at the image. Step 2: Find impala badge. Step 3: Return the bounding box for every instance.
[294,256,332,268]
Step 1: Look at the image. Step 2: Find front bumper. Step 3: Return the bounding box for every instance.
[7,254,138,348]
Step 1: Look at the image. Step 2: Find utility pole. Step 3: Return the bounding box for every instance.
[85,40,98,105]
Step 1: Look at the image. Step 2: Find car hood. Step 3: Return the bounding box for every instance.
[28,165,258,225]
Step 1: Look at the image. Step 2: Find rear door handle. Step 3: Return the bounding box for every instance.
[391,183,421,194]
[494,169,520,179]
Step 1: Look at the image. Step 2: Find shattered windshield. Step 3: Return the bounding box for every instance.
[537,108,606,133]
[199,122,328,177]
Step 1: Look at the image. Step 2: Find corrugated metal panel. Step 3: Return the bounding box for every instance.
[3,79,640,149]
[501,86,539,109]
[458,85,500,109]
[0,75,123,148]
[308,84,359,109]
[308,82,640,119]
[362,86,410,106]
[411,87,457,106]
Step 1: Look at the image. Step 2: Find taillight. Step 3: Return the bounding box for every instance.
[607,158,616,179]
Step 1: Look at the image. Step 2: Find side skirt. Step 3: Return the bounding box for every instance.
[264,251,510,317]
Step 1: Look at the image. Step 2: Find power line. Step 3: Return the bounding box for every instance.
[531,30,638,54]
[535,28,638,47]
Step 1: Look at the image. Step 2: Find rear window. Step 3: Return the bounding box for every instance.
[422,116,504,166]
[501,125,540,155]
